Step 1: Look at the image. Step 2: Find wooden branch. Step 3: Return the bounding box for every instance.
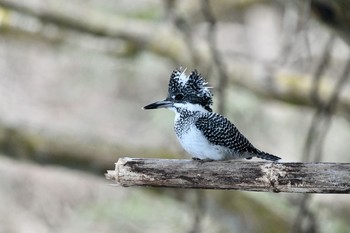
[106,157,350,193]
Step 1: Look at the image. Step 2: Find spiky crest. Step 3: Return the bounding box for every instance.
[168,67,213,112]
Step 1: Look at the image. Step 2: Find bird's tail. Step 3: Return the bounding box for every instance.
[254,149,281,161]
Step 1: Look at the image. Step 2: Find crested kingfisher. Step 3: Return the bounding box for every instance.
[143,68,280,161]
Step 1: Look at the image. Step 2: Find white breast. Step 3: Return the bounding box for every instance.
[177,126,225,160]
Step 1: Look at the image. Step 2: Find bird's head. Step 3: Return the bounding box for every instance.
[143,68,213,112]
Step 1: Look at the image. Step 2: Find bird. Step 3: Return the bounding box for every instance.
[143,68,281,161]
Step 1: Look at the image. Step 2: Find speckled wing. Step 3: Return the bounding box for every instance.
[195,112,281,161]
[194,112,256,154]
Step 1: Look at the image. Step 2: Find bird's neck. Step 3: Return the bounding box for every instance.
[173,103,208,115]
[173,104,208,127]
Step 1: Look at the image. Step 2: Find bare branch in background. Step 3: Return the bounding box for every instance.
[310,34,336,107]
[280,2,300,66]
[299,0,312,69]
[303,48,350,163]
[309,0,350,45]
[303,34,336,162]
[163,0,176,21]
[292,194,318,233]
[312,55,350,161]
[0,0,192,64]
[200,0,229,114]
[164,0,200,68]
[294,3,350,230]
[187,190,206,233]
[2,0,350,120]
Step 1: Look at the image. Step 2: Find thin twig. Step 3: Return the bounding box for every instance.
[188,190,206,233]
[299,0,312,70]
[296,33,350,233]
[200,0,229,115]
[303,34,335,162]
[310,34,336,107]
[292,194,318,233]
[164,0,199,68]
[313,56,350,161]
[280,1,299,66]
[304,51,350,162]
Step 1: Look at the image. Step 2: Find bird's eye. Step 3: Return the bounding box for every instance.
[175,94,184,101]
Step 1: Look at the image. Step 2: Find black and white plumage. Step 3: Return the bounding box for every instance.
[143,68,280,161]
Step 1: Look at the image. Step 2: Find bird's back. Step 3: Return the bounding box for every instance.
[195,112,257,159]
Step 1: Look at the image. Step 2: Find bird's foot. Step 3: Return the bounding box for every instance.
[192,157,214,162]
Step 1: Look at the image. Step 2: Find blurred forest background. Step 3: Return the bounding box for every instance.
[0,0,350,233]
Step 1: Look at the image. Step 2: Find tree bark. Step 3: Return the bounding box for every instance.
[106,157,350,193]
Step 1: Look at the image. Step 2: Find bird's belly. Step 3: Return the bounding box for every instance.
[178,127,225,160]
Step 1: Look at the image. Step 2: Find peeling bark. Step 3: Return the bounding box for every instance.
[106,158,350,193]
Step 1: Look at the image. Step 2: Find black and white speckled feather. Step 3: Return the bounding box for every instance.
[195,112,254,153]
[194,112,280,161]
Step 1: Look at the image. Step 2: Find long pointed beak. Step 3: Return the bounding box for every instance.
[143,99,173,110]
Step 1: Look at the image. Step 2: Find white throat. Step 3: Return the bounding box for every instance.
[171,102,208,113]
